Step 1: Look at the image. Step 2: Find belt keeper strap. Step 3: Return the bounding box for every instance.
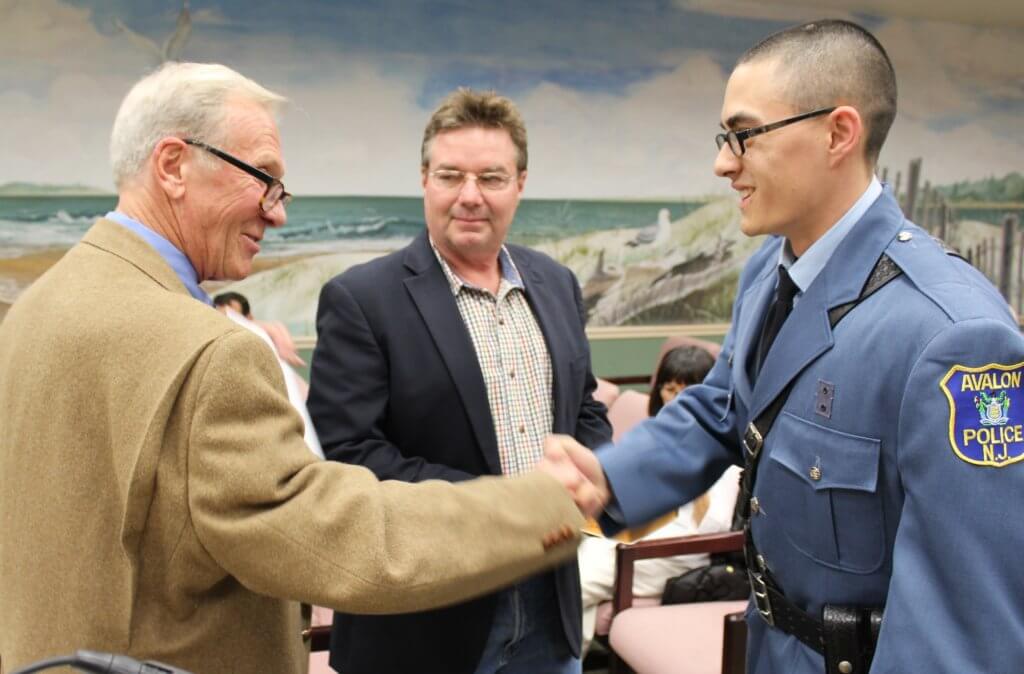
[823,605,880,674]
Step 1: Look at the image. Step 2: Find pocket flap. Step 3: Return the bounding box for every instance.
[768,412,880,492]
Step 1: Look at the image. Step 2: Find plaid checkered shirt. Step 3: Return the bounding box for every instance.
[430,239,554,476]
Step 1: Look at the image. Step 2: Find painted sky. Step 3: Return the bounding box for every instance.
[1,0,1021,197]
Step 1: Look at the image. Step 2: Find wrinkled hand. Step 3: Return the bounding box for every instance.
[540,435,611,517]
[258,320,306,367]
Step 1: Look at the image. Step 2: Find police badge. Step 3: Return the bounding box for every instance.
[940,362,1024,467]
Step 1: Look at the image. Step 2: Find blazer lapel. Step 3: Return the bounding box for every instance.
[749,188,905,420]
[402,234,502,475]
[511,249,574,433]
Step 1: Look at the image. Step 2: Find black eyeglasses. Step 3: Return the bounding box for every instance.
[184,139,292,214]
[715,107,836,157]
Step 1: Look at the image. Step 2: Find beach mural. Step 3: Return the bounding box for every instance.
[2,0,1022,334]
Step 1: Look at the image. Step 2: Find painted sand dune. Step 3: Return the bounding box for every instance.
[228,197,756,333]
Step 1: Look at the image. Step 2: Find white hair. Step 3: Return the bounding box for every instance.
[109,62,287,189]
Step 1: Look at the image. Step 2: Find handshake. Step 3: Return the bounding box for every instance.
[535,435,612,518]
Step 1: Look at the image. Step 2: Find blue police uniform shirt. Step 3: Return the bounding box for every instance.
[595,185,1024,673]
[106,210,212,305]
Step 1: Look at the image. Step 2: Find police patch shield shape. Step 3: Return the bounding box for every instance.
[940,362,1024,467]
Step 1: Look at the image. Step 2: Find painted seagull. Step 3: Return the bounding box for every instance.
[626,207,671,248]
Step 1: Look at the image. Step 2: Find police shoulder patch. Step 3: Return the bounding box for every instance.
[940,362,1024,467]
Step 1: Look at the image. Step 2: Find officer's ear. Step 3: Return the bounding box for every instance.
[825,106,863,169]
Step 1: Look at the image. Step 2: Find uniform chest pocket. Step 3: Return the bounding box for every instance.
[759,412,885,573]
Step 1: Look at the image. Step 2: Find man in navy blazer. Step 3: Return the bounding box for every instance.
[549,19,1024,674]
[308,88,611,674]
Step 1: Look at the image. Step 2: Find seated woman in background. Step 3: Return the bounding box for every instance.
[648,344,715,416]
[578,344,740,654]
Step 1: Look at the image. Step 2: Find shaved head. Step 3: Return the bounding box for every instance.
[738,19,897,165]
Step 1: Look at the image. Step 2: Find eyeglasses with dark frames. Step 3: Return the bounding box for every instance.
[715,106,837,157]
[184,139,292,214]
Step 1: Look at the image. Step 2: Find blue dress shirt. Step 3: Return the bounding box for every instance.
[106,211,212,305]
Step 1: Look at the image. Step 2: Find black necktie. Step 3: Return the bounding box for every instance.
[753,265,799,379]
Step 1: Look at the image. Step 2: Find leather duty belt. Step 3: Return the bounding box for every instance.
[744,532,824,653]
[745,531,883,674]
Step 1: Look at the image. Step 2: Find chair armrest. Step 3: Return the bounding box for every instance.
[303,624,332,652]
[612,530,744,614]
[722,611,748,674]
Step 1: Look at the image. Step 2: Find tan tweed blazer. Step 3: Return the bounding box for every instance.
[0,219,582,674]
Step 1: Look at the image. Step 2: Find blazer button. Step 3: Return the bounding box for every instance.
[809,466,822,481]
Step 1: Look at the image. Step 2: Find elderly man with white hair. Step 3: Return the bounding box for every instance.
[0,63,588,674]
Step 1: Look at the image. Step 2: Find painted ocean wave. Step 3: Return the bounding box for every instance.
[0,195,703,257]
[275,215,421,240]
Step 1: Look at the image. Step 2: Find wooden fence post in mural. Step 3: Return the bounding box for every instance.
[880,166,889,183]
[1000,214,1015,301]
[1018,219,1024,316]
[917,180,931,229]
[904,158,922,220]
[893,171,902,209]
[937,202,948,243]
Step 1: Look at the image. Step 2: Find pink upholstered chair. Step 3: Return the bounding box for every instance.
[606,390,650,443]
[606,531,748,674]
[308,605,334,673]
[309,649,333,674]
[594,377,622,409]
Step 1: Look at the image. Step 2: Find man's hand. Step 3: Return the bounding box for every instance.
[540,435,611,517]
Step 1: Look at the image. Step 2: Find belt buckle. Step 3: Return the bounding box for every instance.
[743,422,763,458]
[746,552,774,626]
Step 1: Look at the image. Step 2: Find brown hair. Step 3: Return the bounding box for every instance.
[421,88,528,172]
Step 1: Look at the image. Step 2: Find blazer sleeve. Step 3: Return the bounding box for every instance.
[568,271,612,449]
[186,328,584,614]
[307,277,475,483]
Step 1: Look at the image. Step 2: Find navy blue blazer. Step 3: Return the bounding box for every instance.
[308,231,611,674]
[598,188,1024,673]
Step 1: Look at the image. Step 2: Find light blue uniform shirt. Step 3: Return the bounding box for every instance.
[106,211,212,305]
[781,177,883,301]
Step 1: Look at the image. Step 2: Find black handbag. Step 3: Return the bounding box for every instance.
[662,470,751,605]
[661,553,749,605]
